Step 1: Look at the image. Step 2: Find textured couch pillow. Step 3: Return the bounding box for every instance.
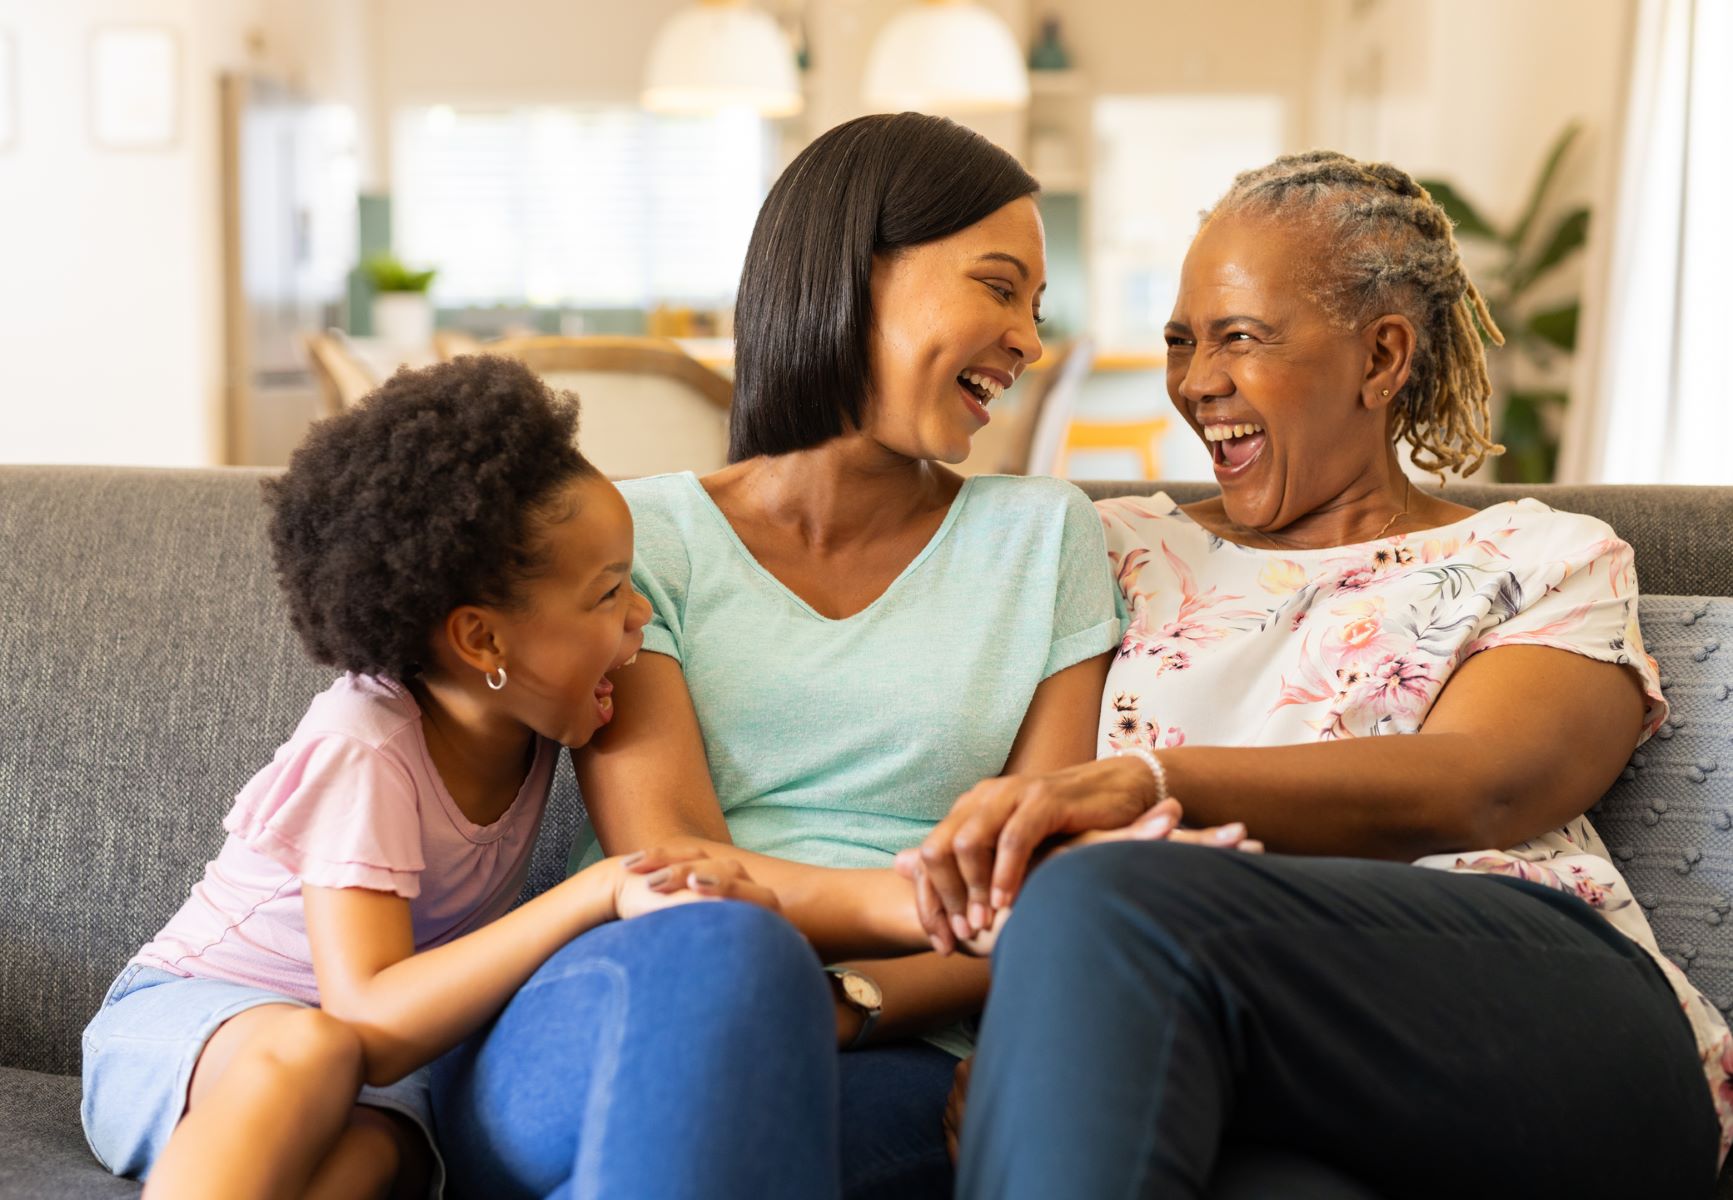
[1592,596,1733,1016]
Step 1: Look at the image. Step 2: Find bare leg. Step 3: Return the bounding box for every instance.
[304,1106,432,1200]
[143,1005,365,1200]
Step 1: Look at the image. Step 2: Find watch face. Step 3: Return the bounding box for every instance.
[841,972,882,1010]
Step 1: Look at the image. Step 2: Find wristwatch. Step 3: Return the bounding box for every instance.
[824,966,884,1050]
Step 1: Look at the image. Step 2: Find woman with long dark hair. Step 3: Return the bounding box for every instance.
[568,111,1157,1196]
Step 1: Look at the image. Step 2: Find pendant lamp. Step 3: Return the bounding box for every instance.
[643,0,802,117]
[863,0,1029,114]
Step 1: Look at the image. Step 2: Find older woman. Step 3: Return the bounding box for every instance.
[911,152,1731,1197]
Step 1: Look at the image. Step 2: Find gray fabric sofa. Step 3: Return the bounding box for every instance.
[2,465,1730,1198]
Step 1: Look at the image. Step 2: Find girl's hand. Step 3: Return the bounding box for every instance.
[613,846,782,919]
[898,797,1261,955]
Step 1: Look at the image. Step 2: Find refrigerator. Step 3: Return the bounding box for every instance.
[220,73,357,465]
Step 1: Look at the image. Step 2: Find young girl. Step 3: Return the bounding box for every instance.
[80,356,839,1199]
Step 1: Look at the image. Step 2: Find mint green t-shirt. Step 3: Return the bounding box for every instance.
[573,471,1121,874]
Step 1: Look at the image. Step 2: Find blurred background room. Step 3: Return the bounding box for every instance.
[0,0,1725,484]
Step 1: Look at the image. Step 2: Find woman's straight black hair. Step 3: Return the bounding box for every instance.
[728,112,1039,462]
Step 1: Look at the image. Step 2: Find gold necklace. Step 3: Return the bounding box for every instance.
[1367,476,1412,541]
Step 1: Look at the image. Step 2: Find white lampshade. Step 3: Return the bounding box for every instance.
[643,1,803,118]
[863,1,1029,114]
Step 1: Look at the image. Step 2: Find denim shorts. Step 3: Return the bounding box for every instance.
[81,962,444,1195]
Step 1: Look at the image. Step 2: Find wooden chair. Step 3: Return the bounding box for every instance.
[431,329,485,361]
[303,331,379,418]
[482,336,733,478]
[1056,413,1172,479]
[958,338,1096,477]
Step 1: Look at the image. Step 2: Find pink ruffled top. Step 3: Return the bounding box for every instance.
[134,674,556,1004]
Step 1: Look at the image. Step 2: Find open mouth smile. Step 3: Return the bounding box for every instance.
[591,652,638,727]
[1204,421,1267,478]
[956,369,1008,425]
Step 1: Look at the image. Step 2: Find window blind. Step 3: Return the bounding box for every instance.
[393,104,771,308]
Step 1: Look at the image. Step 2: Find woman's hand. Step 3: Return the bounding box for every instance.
[907,757,1162,942]
[611,846,783,919]
[900,793,1262,954]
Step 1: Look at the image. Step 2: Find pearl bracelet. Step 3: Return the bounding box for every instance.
[1115,746,1169,808]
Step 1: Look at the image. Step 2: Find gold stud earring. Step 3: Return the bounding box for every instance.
[1381,388,1391,397]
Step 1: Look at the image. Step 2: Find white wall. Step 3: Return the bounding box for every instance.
[375,0,681,108]
[1308,0,1629,224]
[1041,0,1324,147]
[0,0,264,467]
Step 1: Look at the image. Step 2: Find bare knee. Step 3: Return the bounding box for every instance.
[250,1008,364,1093]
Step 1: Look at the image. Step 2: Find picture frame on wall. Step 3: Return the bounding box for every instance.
[90,25,179,150]
[0,29,16,151]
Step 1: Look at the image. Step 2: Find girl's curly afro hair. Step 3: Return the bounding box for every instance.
[264,354,598,680]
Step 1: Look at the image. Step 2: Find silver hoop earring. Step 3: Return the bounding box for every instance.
[485,666,507,691]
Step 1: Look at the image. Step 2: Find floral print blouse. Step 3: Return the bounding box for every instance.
[1096,492,1733,1161]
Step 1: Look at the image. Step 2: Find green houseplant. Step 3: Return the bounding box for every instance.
[361,254,439,349]
[361,254,438,294]
[1421,123,1589,483]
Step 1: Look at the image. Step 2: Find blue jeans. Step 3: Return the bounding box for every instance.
[431,902,839,1200]
[959,842,1720,1200]
[838,1042,957,1200]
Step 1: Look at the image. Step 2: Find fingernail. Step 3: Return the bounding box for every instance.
[951,914,972,942]
[690,872,719,888]
[968,902,988,933]
[1145,813,1173,835]
[621,851,645,867]
[1214,823,1246,842]
[930,935,948,954]
[990,888,1007,909]
[646,868,673,887]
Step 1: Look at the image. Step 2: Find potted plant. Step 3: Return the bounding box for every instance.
[362,254,439,350]
[1420,124,1590,483]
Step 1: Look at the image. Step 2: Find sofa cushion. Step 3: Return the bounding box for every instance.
[0,1067,138,1197]
[1590,596,1733,1021]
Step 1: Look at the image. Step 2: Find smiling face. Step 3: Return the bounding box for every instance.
[1165,213,1409,533]
[481,475,649,748]
[861,195,1047,463]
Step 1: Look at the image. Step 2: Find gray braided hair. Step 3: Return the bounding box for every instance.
[1205,150,1506,476]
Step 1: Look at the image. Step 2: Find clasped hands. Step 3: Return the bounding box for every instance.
[896,756,1262,957]
[598,756,1262,960]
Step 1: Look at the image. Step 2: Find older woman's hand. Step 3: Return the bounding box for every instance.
[916,757,1157,940]
[899,771,1261,953]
